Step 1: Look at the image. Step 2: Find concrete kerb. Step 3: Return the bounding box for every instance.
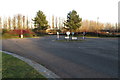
[0,50,60,79]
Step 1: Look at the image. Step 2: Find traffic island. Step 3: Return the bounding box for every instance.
[56,39,86,42]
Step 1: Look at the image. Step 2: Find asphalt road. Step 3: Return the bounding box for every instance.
[2,36,118,78]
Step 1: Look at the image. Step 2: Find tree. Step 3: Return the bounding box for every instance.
[12,16,17,30]
[32,18,37,28]
[0,17,1,29]
[22,16,25,29]
[17,14,22,29]
[3,18,7,29]
[52,15,54,29]
[80,20,104,32]
[81,20,89,32]
[55,17,57,28]
[33,10,48,30]
[118,23,120,32]
[26,17,29,29]
[8,17,11,30]
[104,23,112,31]
[0,17,2,34]
[64,10,82,31]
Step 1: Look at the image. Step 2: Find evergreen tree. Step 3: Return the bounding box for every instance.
[64,10,82,31]
[33,10,48,30]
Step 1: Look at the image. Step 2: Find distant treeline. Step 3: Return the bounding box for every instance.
[0,14,33,30]
[0,14,120,33]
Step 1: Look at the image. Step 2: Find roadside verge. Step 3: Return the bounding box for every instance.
[0,50,60,79]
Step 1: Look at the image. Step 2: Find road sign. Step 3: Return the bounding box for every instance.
[65,36,69,39]
[72,37,77,40]
[72,32,74,35]
[57,32,59,35]
[66,31,70,36]
[83,32,85,35]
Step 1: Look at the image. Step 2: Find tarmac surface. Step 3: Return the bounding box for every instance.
[2,35,118,78]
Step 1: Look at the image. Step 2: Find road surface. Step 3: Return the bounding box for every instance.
[2,36,118,78]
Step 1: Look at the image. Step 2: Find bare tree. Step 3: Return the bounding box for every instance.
[81,20,89,32]
[90,21,97,32]
[118,23,120,32]
[23,16,25,29]
[80,20,104,32]
[96,22,104,32]
[58,17,61,29]
[55,17,57,29]
[8,17,11,30]
[12,16,17,30]
[0,17,2,34]
[3,18,7,29]
[104,23,112,31]
[26,17,29,29]
[52,15,54,29]
[0,17,1,29]
[17,14,22,29]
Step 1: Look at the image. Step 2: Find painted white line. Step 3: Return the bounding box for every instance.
[0,50,60,79]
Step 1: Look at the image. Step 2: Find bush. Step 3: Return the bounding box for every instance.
[2,33,19,39]
[23,33,34,37]
[2,29,36,38]
[2,29,8,35]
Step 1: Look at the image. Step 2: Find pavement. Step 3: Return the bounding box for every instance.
[2,35,119,78]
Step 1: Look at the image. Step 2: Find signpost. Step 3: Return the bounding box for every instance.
[83,32,85,39]
[71,32,77,40]
[66,31,70,36]
[65,31,70,40]
[72,32,74,36]
[72,37,77,40]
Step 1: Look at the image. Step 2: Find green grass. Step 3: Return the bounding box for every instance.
[2,34,41,39]
[2,35,19,39]
[2,52,47,79]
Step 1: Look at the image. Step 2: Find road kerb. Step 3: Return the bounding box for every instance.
[0,50,60,79]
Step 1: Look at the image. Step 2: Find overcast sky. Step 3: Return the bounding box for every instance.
[0,0,119,24]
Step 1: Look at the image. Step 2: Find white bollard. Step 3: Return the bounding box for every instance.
[57,32,59,40]
[21,34,23,38]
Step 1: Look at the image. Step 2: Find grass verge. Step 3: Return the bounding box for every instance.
[2,52,47,79]
[2,35,41,39]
